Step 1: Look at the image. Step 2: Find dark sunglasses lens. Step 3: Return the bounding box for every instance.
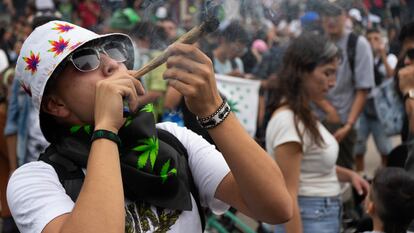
[72,49,100,71]
[103,42,128,62]
[407,49,414,60]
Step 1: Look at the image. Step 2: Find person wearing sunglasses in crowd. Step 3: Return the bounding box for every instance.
[6,21,293,233]
[265,33,369,233]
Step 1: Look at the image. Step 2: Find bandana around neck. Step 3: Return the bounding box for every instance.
[52,104,193,211]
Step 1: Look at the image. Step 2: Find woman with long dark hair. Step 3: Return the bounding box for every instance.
[266,33,370,233]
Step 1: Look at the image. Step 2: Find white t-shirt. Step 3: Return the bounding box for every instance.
[265,109,341,197]
[374,53,398,79]
[7,122,231,233]
[213,57,244,75]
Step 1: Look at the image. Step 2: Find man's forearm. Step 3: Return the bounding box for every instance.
[209,113,292,223]
[314,99,335,113]
[346,90,369,125]
[60,139,125,233]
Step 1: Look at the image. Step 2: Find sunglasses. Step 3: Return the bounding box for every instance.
[67,40,129,72]
[406,48,414,61]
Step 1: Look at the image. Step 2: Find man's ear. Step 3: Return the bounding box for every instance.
[41,95,70,118]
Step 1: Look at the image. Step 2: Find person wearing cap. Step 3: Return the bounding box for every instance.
[315,0,375,170]
[6,21,293,233]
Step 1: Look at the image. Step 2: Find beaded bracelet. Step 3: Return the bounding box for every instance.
[196,100,231,129]
[91,129,122,147]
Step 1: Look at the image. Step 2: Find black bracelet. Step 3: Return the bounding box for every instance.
[91,129,121,147]
[196,100,231,129]
[197,101,227,122]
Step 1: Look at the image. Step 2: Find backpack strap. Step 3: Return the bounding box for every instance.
[38,145,84,202]
[157,128,206,231]
[347,32,358,82]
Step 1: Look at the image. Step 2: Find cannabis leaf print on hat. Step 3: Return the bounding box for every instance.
[23,51,40,75]
[48,36,70,57]
[52,23,75,33]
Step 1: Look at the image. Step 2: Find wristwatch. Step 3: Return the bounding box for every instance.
[404,89,414,102]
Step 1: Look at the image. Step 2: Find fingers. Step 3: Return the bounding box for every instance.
[333,131,342,141]
[166,54,213,78]
[361,179,370,195]
[166,76,198,97]
[167,43,213,65]
[127,70,145,81]
[109,79,141,112]
[354,182,363,195]
[164,49,215,94]
[164,66,206,87]
[116,85,139,112]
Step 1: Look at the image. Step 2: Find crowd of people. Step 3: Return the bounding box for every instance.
[1,0,414,233]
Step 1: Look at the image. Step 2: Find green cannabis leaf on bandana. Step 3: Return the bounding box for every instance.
[70,125,91,134]
[160,159,177,184]
[133,136,159,170]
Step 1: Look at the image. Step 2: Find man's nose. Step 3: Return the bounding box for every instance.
[100,54,120,76]
[328,76,336,88]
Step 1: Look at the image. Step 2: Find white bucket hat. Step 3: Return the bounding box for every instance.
[16,20,135,112]
[16,20,135,142]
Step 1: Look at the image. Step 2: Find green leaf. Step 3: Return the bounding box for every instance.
[135,136,159,170]
[149,149,157,170]
[149,137,159,170]
[168,168,177,176]
[228,99,239,113]
[141,104,154,113]
[132,145,150,152]
[70,125,81,134]
[84,125,91,134]
[160,160,171,183]
[125,116,133,127]
[137,151,150,169]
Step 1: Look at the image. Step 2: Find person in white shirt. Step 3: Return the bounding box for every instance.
[6,21,292,233]
[265,33,370,233]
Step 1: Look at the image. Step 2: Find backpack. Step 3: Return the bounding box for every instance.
[347,32,358,80]
[38,128,206,231]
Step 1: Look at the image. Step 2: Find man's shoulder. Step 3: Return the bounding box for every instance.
[156,122,183,135]
[10,161,55,179]
[7,161,58,199]
[354,34,371,50]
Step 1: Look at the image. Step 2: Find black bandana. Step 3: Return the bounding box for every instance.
[52,104,193,211]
